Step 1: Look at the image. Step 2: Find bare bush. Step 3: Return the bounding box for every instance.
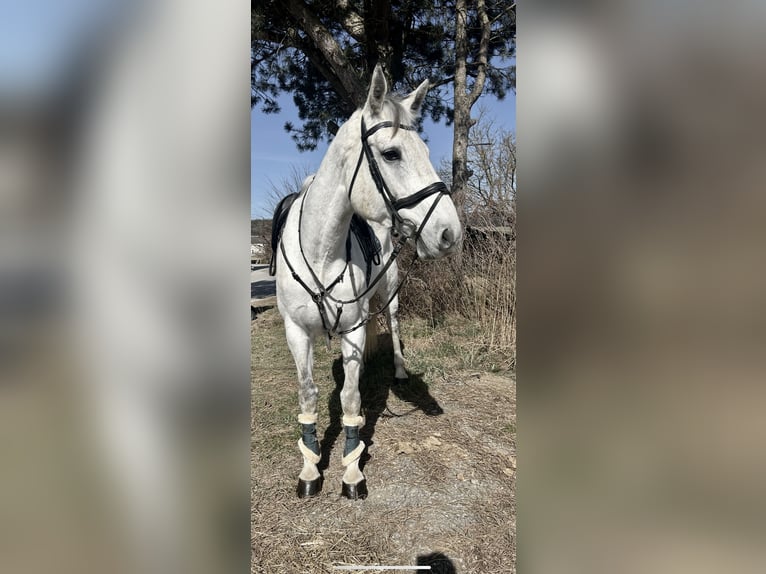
[461,212,516,360]
[265,164,313,215]
[252,165,314,264]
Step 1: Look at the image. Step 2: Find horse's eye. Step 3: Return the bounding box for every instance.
[382,148,401,162]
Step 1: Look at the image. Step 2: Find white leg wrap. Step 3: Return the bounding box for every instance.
[341,441,365,467]
[297,438,321,464]
[342,415,365,428]
[298,413,317,425]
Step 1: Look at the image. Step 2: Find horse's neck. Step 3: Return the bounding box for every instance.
[297,130,357,270]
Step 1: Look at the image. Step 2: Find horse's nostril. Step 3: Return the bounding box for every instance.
[442,227,454,246]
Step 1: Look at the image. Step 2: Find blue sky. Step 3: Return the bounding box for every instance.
[251,87,516,219]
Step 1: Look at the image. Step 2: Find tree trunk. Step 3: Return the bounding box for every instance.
[364,0,393,82]
[452,0,490,204]
[452,0,471,202]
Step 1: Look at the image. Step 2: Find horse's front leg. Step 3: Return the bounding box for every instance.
[284,320,322,497]
[340,327,367,499]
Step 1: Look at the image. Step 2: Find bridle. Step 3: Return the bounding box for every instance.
[352,118,450,239]
[279,115,452,338]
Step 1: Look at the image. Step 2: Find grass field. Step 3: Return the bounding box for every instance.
[251,308,516,573]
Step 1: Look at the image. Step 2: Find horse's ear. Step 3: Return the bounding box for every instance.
[366,64,388,115]
[402,79,430,117]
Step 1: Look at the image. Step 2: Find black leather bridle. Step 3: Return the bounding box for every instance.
[279,116,452,337]
[351,118,451,241]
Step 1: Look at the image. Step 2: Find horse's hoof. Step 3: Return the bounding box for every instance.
[392,376,408,386]
[297,477,322,498]
[341,479,367,500]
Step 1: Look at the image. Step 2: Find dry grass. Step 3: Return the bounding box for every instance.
[251,309,516,573]
[398,220,516,371]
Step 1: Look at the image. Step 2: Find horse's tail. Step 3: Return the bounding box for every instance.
[363,301,379,364]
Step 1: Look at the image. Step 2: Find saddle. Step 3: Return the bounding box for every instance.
[269,192,298,276]
[269,193,381,283]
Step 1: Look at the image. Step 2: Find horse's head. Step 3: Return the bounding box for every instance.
[349,65,462,259]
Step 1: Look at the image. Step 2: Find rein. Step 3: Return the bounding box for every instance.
[280,117,452,338]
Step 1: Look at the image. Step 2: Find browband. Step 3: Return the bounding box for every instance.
[363,121,416,138]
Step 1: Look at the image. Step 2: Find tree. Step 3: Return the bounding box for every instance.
[439,107,516,227]
[251,0,515,158]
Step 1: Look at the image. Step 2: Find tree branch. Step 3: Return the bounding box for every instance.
[336,0,366,42]
[430,75,456,90]
[302,45,357,113]
[364,0,393,80]
[282,0,366,107]
[252,19,310,55]
[490,2,516,26]
[468,0,491,107]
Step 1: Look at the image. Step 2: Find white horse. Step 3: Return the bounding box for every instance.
[274,65,461,499]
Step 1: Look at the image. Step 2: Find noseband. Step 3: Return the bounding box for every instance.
[280,116,452,338]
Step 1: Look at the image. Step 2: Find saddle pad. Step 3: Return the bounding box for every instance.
[269,192,298,276]
[349,214,382,284]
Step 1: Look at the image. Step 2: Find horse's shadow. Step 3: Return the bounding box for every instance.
[317,333,444,474]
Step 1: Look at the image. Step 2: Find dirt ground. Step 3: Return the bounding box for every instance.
[251,308,516,573]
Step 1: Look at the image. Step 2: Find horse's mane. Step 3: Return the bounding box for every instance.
[387,93,417,135]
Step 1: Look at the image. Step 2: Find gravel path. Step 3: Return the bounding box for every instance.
[251,264,276,300]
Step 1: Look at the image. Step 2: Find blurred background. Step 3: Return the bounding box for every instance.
[520,1,766,573]
[0,1,250,573]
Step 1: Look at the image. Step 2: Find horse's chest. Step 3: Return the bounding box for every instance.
[278,266,369,330]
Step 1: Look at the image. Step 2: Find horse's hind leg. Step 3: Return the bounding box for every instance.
[339,328,368,499]
[284,320,322,497]
[386,294,408,383]
[381,267,408,383]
